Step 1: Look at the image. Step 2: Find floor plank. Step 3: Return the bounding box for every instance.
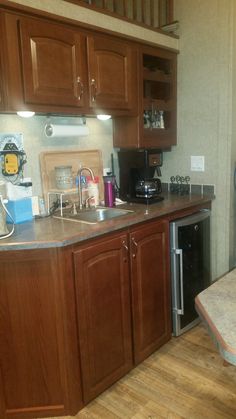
[35,324,236,419]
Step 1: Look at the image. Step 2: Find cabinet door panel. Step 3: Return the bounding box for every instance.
[0,13,5,110]
[130,220,171,364]
[0,57,4,110]
[0,249,77,418]
[87,35,137,111]
[73,233,132,403]
[19,18,87,108]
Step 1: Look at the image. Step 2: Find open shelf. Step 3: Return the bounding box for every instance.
[113,45,177,149]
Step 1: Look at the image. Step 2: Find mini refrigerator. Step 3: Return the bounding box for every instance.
[170,210,211,336]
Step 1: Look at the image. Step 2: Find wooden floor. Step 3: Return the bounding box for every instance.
[39,324,236,419]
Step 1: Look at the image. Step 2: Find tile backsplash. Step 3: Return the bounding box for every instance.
[162,182,215,196]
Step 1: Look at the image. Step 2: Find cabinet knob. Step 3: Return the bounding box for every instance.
[122,240,129,252]
[91,78,97,102]
[131,237,138,258]
[77,76,84,101]
[122,240,129,262]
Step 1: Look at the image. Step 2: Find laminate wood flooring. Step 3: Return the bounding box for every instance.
[38,324,236,419]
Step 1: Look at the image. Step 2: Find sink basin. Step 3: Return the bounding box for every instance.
[53,207,134,224]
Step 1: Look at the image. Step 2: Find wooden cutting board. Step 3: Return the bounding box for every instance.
[40,149,104,209]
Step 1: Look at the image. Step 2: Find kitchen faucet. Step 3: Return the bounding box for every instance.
[77,166,95,210]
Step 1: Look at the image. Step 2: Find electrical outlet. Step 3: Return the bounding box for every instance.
[191,156,205,172]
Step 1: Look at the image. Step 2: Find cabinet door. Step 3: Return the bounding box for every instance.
[0,248,82,419]
[73,233,133,403]
[0,55,4,110]
[87,34,137,112]
[0,13,5,110]
[130,220,171,365]
[18,17,88,108]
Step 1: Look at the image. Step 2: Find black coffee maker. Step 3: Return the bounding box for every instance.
[118,149,164,204]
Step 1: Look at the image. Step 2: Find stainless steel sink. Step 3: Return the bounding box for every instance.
[53,207,134,224]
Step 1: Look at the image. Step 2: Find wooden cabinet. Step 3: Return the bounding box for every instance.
[73,220,171,402]
[0,13,5,110]
[0,247,83,419]
[87,34,137,112]
[2,12,137,115]
[130,219,171,364]
[0,55,4,110]
[73,232,133,403]
[0,219,172,418]
[3,13,88,113]
[113,46,177,149]
[19,17,88,109]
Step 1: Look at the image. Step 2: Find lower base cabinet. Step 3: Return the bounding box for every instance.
[0,218,172,418]
[0,248,82,419]
[130,220,171,365]
[73,232,133,403]
[73,219,171,403]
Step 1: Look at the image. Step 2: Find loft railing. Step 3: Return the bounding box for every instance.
[65,0,174,31]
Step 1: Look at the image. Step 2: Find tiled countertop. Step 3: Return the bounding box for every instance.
[195,269,236,366]
[0,193,212,251]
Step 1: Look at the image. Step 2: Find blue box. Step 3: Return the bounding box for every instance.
[6,198,33,224]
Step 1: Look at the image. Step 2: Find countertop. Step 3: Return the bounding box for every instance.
[195,269,236,366]
[0,193,212,251]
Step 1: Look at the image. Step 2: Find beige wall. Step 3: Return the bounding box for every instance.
[9,0,179,50]
[229,1,236,269]
[0,115,115,198]
[161,0,234,278]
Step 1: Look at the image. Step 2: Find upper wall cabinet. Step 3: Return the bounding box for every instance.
[0,13,5,110]
[1,12,138,116]
[113,46,177,149]
[19,18,88,109]
[87,35,137,113]
[0,59,4,111]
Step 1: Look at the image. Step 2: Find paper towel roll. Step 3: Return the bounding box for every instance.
[44,124,89,138]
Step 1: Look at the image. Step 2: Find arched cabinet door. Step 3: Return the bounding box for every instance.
[87,34,138,113]
[130,219,171,365]
[0,13,5,110]
[18,17,88,109]
[73,232,133,403]
[0,58,4,110]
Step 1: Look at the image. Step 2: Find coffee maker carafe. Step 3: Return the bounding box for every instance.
[118,149,164,204]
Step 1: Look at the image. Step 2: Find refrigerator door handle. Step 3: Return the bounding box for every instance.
[175,248,184,315]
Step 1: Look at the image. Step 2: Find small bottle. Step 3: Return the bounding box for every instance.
[103,175,115,207]
[159,111,165,129]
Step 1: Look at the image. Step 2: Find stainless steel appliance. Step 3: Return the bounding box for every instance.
[118,149,163,204]
[170,210,211,336]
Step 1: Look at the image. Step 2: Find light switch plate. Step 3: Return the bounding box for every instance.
[191,156,205,172]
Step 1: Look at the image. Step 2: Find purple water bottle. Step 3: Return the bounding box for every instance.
[103,175,115,207]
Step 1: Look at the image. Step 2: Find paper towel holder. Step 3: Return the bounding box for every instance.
[45,115,87,128]
[44,116,89,138]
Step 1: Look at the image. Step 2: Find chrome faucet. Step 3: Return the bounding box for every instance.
[77,166,95,210]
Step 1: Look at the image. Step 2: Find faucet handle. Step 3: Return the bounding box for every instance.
[85,196,95,208]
